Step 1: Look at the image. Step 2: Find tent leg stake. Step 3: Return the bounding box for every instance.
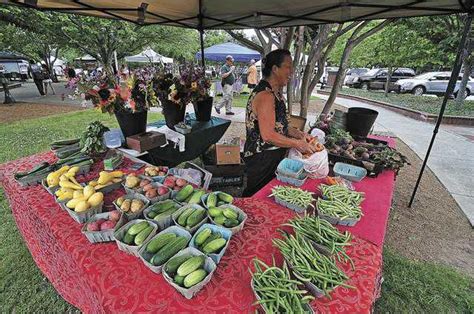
[408,13,472,208]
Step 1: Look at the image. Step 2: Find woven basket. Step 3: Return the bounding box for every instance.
[114,220,157,257]
[81,211,127,243]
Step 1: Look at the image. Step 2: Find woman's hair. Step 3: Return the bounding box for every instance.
[261,49,291,77]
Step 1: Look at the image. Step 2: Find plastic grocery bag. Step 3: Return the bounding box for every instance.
[288,148,329,179]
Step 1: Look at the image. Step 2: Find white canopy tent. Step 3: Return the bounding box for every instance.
[124,48,173,64]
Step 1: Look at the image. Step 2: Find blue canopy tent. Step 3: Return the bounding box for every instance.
[196,42,260,63]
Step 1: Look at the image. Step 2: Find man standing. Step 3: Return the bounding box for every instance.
[215,55,235,115]
[29,61,45,96]
[247,59,258,89]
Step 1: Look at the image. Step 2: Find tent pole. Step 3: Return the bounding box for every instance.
[408,13,472,207]
[198,0,205,68]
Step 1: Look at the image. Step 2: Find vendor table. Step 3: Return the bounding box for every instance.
[0,146,393,313]
[143,114,230,167]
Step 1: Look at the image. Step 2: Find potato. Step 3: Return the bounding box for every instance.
[131,199,144,213]
[143,183,154,192]
[145,189,157,199]
[120,199,131,212]
[116,196,125,206]
[139,179,151,187]
[125,175,140,188]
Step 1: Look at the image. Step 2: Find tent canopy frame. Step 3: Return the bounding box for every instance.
[2,0,473,207]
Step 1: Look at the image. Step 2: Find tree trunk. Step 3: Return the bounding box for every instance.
[287,26,305,114]
[321,43,353,115]
[455,57,471,106]
[455,17,473,107]
[299,25,332,118]
[384,66,393,97]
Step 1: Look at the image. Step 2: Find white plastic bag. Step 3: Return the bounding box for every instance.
[288,148,329,179]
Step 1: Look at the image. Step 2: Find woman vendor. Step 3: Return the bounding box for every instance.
[242,49,316,197]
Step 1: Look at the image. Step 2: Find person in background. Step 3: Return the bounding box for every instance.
[214,55,235,115]
[247,59,258,89]
[41,64,55,95]
[242,49,315,197]
[66,64,76,79]
[29,61,45,96]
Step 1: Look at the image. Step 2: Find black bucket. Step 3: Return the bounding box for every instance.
[115,111,148,138]
[346,107,378,137]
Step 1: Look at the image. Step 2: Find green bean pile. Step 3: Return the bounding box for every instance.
[316,198,363,220]
[285,216,354,269]
[270,186,314,209]
[273,232,353,297]
[251,258,314,313]
[319,184,365,206]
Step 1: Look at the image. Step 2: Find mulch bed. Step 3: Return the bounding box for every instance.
[0,102,84,124]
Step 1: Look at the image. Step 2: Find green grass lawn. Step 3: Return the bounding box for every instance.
[0,109,473,311]
[340,87,474,117]
[213,93,249,108]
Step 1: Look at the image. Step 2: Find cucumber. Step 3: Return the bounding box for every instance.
[175,184,194,202]
[194,228,212,246]
[213,215,226,225]
[151,236,188,266]
[224,218,240,228]
[217,192,233,203]
[184,269,207,288]
[177,255,206,277]
[223,208,238,220]
[203,238,227,254]
[177,207,195,226]
[208,207,222,218]
[200,233,221,248]
[185,208,206,228]
[187,190,205,205]
[127,221,149,235]
[146,233,177,254]
[147,210,158,219]
[123,232,135,245]
[206,193,217,208]
[174,275,185,286]
[166,255,192,275]
[153,207,180,221]
[134,225,154,246]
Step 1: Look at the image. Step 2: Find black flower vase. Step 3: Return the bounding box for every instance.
[115,111,148,139]
[193,96,213,122]
[162,100,186,129]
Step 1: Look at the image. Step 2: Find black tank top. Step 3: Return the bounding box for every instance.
[243,80,289,157]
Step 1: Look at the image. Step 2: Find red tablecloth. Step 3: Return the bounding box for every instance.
[1,152,384,313]
[253,137,396,247]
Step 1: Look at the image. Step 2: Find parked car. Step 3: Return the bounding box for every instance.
[344,68,369,86]
[352,68,415,91]
[396,72,474,98]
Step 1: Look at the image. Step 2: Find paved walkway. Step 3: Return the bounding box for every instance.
[315,93,474,226]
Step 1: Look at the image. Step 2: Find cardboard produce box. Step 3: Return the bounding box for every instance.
[126,132,166,152]
[289,115,307,131]
[215,137,242,165]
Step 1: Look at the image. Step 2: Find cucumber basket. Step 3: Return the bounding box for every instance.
[143,199,183,230]
[207,204,247,235]
[162,247,217,299]
[138,226,192,274]
[114,220,157,257]
[189,223,232,264]
[172,204,208,234]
